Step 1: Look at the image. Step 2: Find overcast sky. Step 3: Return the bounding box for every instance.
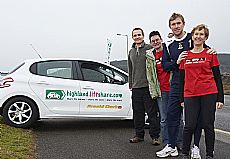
[0,0,230,71]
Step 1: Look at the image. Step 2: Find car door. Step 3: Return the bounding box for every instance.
[77,60,131,117]
[29,60,80,115]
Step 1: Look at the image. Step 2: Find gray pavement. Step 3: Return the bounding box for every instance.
[215,95,230,133]
[33,119,230,159]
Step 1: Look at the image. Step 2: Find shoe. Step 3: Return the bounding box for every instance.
[156,144,179,157]
[129,136,144,143]
[206,156,213,159]
[152,138,161,145]
[191,145,201,159]
[156,144,169,155]
[180,153,190,159]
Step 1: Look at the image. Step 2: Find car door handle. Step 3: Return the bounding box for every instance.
[36,81,50,85]
[82,87,94,90]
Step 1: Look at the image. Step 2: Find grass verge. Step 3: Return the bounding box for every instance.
[0,116,36,159]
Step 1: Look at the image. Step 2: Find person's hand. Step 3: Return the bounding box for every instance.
[216,102,224,109]
[181,102,184,107]
[168,33,174,38]
[177,51,188,64]
[207,48,216,54]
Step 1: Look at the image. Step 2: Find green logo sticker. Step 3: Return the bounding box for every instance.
[46,90,66,100]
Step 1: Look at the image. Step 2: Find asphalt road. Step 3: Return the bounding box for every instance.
[33,119,229,159]
[33,96,230,159]
[215,95,230,132]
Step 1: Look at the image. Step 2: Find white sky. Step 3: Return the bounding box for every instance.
[0,0,230,71]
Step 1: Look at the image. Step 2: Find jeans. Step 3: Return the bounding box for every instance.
[167,86,184,148]
[157,91,169,144]
[158,91,184,145]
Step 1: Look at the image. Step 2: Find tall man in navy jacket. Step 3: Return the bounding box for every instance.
[156,13,198,158]
[156,13,214,158]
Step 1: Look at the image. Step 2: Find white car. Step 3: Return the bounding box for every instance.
[0,58,133,128]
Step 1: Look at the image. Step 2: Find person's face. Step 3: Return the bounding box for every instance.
[192,29,207,45]
[150,35,162,50]
[169,17,185,37]
[132,30,144,45]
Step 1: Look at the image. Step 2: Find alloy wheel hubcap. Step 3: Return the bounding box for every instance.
[8,101,32,124]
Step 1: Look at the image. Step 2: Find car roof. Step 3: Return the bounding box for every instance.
[23,58,128,75]
[24,57,102,63]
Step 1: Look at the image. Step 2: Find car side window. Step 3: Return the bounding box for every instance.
[32,61,73,79]
[81,67,105,82]
[79,61,127,85]
[80,62,109,83]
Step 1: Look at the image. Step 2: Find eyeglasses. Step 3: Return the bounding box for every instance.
[151,39,160,43]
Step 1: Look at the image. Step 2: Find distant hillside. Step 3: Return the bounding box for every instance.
[110,60,128,73]
[217,54,230,73]
[111,54,230,73]
[111,54,230,94]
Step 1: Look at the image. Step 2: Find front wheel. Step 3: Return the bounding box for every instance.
[3,97,39,128]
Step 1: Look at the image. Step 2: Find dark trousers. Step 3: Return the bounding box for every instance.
[132,87,160,139]
[182,94,217,157]
[167,91,184,148]
[193,113,202,147]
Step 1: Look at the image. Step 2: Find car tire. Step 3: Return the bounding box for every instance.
[2,97,39,128]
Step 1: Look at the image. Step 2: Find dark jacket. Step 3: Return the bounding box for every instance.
[128,41,152,89]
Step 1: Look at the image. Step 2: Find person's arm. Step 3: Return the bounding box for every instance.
[162,43,179,71]
[179,69,185,103]
[212,66,224,104]
[128,53,132,89]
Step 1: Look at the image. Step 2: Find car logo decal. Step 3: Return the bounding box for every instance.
[46,90,66,100]
[45,89,123,102]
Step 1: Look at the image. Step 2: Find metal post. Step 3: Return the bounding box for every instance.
[117,33,129,56]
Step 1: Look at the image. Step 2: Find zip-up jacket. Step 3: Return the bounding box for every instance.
[128,41,152,89]
[146,48,161,98]
[162,33,192,89]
